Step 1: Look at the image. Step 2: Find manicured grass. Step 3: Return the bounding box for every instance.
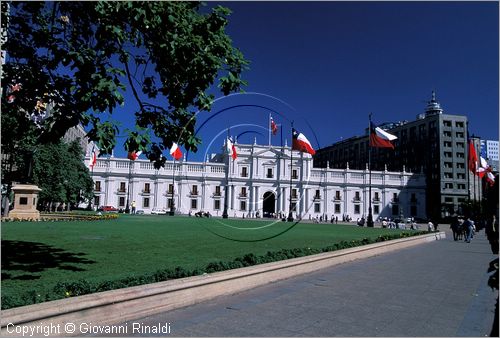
[2,215,406,306]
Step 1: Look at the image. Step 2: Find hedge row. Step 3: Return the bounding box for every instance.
[3,214,119,222]
[1,230,429,309]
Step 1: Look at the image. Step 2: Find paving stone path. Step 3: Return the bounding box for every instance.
[106,229,498,337]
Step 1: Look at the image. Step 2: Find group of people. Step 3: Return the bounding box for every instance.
[189,210,212,218]
[450,215,478,243]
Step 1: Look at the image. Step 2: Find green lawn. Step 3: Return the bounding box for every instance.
[2,215,406,307]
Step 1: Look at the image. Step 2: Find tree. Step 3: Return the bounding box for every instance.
[32,140,94,211]
[1,1,249,169]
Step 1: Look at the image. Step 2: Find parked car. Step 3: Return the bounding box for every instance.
[151,208,167,215]
[135,210,145,215]
[98,206,118,213]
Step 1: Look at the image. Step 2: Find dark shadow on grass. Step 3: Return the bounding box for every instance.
[1,240,96,280]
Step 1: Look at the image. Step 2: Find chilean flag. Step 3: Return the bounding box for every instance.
[292,128,316,155]
[476,156,488,178]
[369,122,397,149]
[486,171,496,186]
[226,137,237,160]
[468,139,478,175]
[89,146,99,169]
[270,116,278,135]
[170,142,183,161]
[127,150,142,161]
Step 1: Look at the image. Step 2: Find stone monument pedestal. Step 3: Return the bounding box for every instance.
[9,184,42,220]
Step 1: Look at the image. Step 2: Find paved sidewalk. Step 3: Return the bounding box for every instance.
[107,230,497,337]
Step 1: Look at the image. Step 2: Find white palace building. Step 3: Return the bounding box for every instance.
[87,142,427,221]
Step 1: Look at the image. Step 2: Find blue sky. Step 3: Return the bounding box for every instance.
[113,1,499,161]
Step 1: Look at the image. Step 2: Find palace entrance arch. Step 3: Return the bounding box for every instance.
[262,191,276,217]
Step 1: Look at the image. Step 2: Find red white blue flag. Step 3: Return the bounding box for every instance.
[270,116,278,135]
[170,142,183,161]
[369,122,397,149]
[292,128,316,155]
[226,137,237,160]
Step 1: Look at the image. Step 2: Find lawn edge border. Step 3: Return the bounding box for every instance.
[1,231,445,335]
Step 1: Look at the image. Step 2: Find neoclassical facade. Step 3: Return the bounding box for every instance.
[88,143,427,220]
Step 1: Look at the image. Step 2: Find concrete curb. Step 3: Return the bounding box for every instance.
[1,231,445,336]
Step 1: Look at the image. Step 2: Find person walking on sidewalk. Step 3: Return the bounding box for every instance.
[464,216,474,243]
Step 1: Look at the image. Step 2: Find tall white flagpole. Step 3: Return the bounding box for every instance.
[268,113,272,146]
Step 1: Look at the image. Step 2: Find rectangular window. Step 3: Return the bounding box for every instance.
[292,189,297,199]
[266,168,273,178]
[214,199,221,210]
[456,132,464,139]
[444,141,452,147]
[445,197,453,203]
[373,205,380,214]
[191,199,197,209]
[119,197,125,207]
[444,173,453,179]
[457,173,465,179]
[456,152,464,158]
[168,184,174,194]
[314,203,320,213]
[144,183,150,193]
[392,204,399,216]
[94,196,100,207]
[19,197,28,205]
[335,191,341,200]
[241,167,248,177]
[354,204,360,214]
[457,183,466,190]
[119,182,126,192]
[443,120,452,127]
[143,197,150,208]
[444,131,452,137]
[393,193,399,203]
[444,162,453,168]
[445,183,453,189]
[444,152,452,158]
[241,187,247,197]
[95,181,101,191]
[291,202,297,212]
[456,163,465,169]
[215,186,221,196]
[334,203,341,214]
[455,121,464,128]
[314,189,320,199]
[191,185,198,195]
[168,198,173,208]
[411,193,417,202]
[292,169,298,179]
[240,201,246,211]
[374,192,379,201]
[354,191,360,201]
[456,142,464,148]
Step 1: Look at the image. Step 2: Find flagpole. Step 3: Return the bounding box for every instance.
[367,113,374,227]
[268,113,271,146]
[169,156,176,216]
[222,128,230,219]
[287,121,294,222]
[125,158,132,214]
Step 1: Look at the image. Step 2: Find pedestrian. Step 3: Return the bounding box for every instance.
[335,216,338,224]
[450,216,460,241]
[131,201,136,214]
[427,220,434,232]
[463,216,474,243]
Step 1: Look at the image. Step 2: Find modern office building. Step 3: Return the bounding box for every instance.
[480,139,499,171]
[314,92,469,219]
[87,143,426,221]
